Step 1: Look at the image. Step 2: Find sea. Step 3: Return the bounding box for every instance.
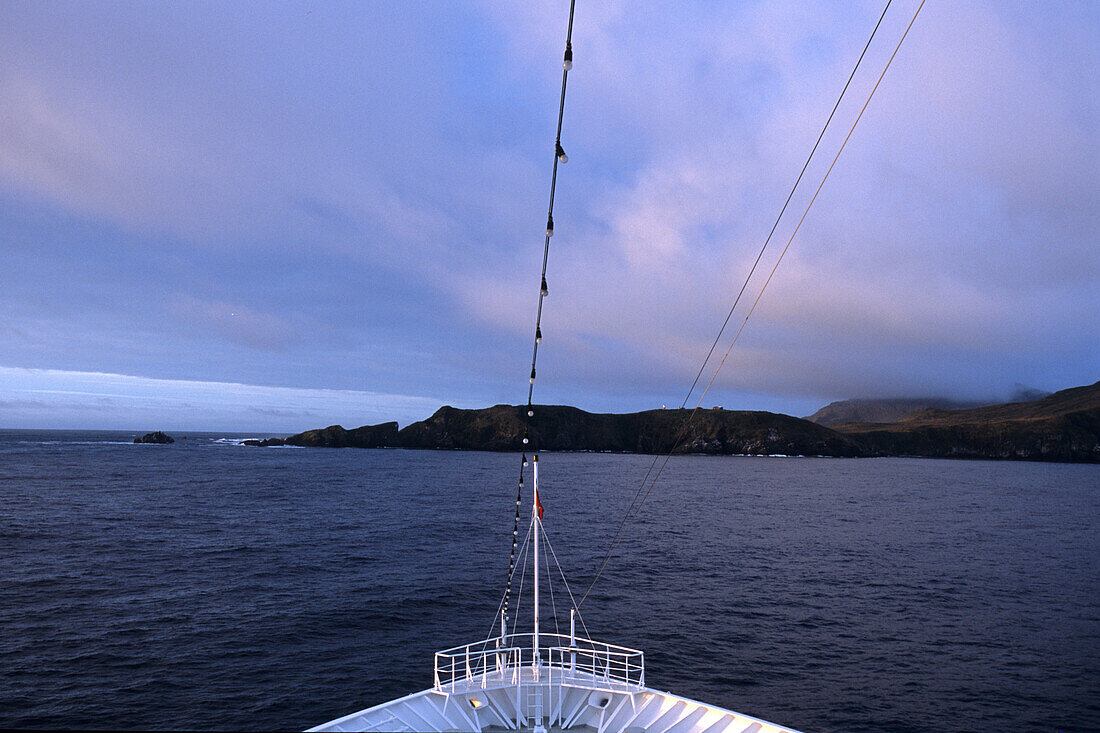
[1,429,1097,733]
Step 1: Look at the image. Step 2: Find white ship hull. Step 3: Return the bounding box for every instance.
[310,673,799,733]
[309,633,800,733]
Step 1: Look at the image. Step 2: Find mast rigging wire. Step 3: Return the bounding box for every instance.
[577,0,893,608]
[543,521,561,636]
[540,523,593,640]
[487,521,534,641]
[579,0,924,608]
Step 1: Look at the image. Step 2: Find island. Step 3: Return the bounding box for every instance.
[247,380,1100,463]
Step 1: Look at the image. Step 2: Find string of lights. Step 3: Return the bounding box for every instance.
[503,0,577,633]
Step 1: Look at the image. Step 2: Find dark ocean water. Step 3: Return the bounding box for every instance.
[1,430,1097,732]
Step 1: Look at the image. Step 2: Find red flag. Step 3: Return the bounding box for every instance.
[536,489,544,520]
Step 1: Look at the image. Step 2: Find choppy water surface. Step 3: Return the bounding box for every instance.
[1,430,1097,732]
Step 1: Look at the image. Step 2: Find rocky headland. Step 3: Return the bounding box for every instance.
[249,381,1100,463]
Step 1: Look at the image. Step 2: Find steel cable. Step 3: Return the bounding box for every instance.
[579,0,924,607]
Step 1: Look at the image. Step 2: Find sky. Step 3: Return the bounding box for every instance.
[0,0,1097,432]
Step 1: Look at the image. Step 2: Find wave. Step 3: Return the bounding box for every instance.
[212,437,302,448]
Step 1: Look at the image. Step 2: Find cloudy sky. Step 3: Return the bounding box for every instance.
[1,0,1096,432]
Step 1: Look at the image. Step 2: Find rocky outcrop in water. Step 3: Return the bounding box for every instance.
[134,431,174,444]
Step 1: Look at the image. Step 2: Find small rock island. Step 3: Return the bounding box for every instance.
[135,431,175,444]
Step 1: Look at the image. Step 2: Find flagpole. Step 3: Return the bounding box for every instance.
[532,454,540,676]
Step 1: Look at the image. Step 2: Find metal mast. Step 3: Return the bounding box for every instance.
[532,454,541,675]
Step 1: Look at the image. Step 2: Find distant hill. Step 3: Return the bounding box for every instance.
[833,381,1100,462]
[805,398,986,426]
[251,381,1100,463]
[806,385,1053,427]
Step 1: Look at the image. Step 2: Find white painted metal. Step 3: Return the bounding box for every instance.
[532,456,546,733]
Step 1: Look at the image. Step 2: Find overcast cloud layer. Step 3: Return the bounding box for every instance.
[1,0,1097,431]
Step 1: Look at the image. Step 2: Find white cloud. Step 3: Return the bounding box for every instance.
[0,367,444,432]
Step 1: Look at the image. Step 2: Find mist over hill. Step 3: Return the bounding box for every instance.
[805,398,986,427]
[805,385,1052,427]
[830,381,1098,461]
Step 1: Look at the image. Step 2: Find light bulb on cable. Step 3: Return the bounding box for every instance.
[556,142,568,163]
[546,215,554,237]
[540,277,548,297]
[563,41,573,70]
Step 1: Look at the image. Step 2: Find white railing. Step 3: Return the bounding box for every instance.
[433,632,645,693]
